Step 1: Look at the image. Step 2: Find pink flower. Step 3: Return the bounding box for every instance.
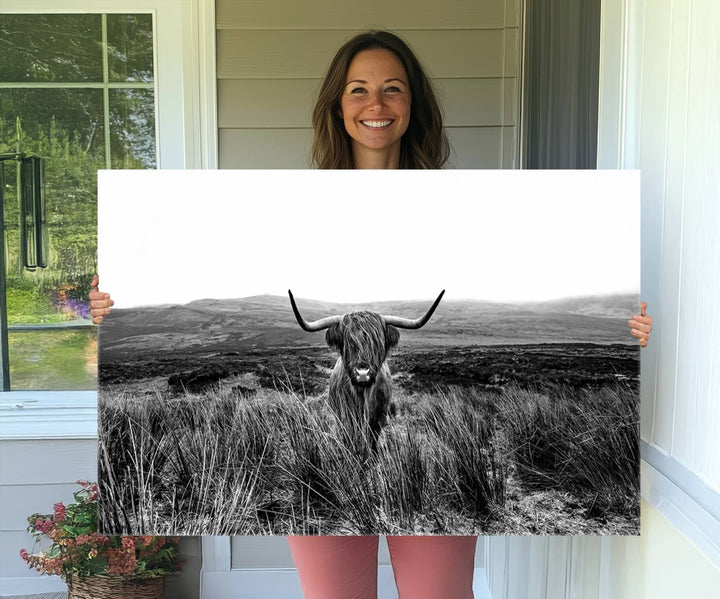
[76,480,99,500]
[43,556,64,576]
[107,548,137,576]
[19,548,29,562]
[53,502,66,522]
[121,537,135,549]
[34,518,54,534]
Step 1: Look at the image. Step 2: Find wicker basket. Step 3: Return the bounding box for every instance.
[67,575,165,599]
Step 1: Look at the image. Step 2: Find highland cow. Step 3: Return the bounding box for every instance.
[288,290,445,452]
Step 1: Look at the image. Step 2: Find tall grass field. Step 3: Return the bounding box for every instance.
[98,381,638,536]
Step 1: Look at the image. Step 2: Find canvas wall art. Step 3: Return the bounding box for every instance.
[97,170,640,536]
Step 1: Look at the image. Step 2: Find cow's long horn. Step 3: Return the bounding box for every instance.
[288,290,342,332]
[383,290,445,330]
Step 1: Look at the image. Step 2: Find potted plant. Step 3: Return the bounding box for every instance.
[20,481,182,599]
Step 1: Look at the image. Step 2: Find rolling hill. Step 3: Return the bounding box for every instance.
[99,293,639,360]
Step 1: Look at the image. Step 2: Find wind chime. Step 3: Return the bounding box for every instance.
[0,150,48,390]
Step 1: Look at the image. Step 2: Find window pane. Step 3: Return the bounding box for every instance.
[2,89,101,390]
[110,89,156,168]
[1,88,103,285]
[0,88,106,162]
[0,14,103,82]
[9,329,97,390]
[107,14,154,83]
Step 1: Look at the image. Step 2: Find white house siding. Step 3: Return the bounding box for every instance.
[216,0,522,169]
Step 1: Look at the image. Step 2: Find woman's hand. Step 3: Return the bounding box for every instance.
[89,274,114,324]
[628,301,653,348]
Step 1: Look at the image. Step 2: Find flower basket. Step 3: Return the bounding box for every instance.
[20,481,182,595]
[67,575,164,599]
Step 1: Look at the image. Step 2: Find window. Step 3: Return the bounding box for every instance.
[0,13,156,390]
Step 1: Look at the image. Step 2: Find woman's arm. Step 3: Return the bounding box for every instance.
[89,274,114,324]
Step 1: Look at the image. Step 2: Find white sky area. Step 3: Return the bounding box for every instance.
[98,170,640,308]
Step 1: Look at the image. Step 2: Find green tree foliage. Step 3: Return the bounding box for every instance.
[0,14,103,82]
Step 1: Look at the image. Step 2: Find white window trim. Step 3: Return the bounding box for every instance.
[0,0,217,441]
[642,443,720,566]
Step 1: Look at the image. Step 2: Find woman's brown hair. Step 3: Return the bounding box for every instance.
[311,31,449,169]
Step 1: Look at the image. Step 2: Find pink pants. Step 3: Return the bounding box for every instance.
[287,536,476,599]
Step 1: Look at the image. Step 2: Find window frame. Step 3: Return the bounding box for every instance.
[1,11,157,391]
[0,0,217,440]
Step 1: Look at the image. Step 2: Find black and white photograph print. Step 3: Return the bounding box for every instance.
[97,169,641,536]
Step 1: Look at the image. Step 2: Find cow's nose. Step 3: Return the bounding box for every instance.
[355,367,371,383]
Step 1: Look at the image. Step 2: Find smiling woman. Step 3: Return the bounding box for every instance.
[290,31,475,599]
[311,31,448,170]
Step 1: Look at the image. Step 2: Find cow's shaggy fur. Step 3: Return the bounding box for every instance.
[325,312,399,452]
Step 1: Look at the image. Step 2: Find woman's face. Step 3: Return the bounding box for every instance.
[340,49,411,160]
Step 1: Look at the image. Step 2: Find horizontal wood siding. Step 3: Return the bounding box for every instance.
[0,439,96,580]
[0,440,96,486]
[0,531,45,579]
[219,128,313,168]
[218,29,511,79]
[219,78,516,128]
[447,127,506,168]
[0,482,84,530]
[217,0,515,30]
[216,0,521,169]
[219,126,509,169]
